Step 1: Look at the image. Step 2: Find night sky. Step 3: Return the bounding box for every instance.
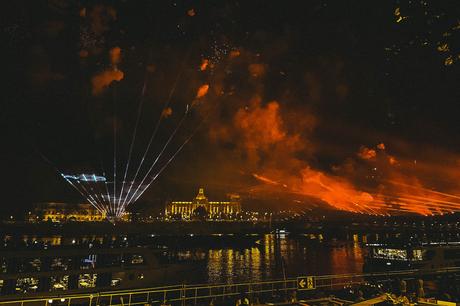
[3,0,460,216]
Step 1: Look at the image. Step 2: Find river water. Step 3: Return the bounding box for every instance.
[171,234,364,284]
[2,233,365,285]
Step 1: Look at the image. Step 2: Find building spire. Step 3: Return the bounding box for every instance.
[196,187,206,200]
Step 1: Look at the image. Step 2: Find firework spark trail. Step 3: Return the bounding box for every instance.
[377,200,443,215]
[123,111,190,209]
[371,193,460,210]
[117,52,154,216]
[63,179,98,210]
[127,99,217,208]
[250,170,460,215]
[82,175,104,205]
[129,120,202,206]
[387,180,460,201]
[116,81,146,215]
[121,64,186,210]
[80,176,106,210]
[35,150,107,214]
[351,201,380,215]
[64,177,105,214]
[111,85,118,217]
[370,197,459,215]
[100,169,112,210]
[91,174,109,210]
[399,194,460,207]
[355,197,455,216]
[394,200,457,212]
[76,180,106,212]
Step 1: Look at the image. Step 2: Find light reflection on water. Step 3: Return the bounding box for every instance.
[3,233,365,284]
[196,234,363,284]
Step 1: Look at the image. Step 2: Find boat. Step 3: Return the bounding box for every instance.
[363,241,460,272]
[0,244,203,299]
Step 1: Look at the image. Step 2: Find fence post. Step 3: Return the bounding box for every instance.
[128,293,132,306]
[222,285,225,301]
[181,284,186,306]
[248,283,252,302]
[194,288,197,305]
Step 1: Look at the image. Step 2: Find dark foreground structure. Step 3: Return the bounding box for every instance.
[0,267,459,305]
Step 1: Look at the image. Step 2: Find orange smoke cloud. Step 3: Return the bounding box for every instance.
[109,46,121,66]
[161,107,173,118]
[200,59,209,71]
[195,84,210,99]
[297,167,375,213]
[229,50,241,58]
[91,69,124,95]
[187,9,196,16]
[89,5,117,35]
[214,98,391,215]
[91,47,124,95]
[197,46,460,216]
[345,142,460,215]
[79,7,86,18]
[248,63,266,77]
[357,146,377,160]
[234,99,286,164]
[388,156,397,165]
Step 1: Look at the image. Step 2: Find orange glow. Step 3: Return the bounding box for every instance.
[161,107,173,118]
[79,50,89,58]
[205,89,460,215]
[91,69,124,95]
[296,167,375,213]
[388,156,397,165]
[357,146,376,160]
[200,59,209,71]
[79,7,86,18]
[229,50,241,58]
[253,173,282,186]
[109,46,121,66]
[187,9,196,17]
[195,84,210,99]
[248,63,266,77]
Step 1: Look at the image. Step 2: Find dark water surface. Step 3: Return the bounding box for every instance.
[173,234,364,284]
[2,233,365,285]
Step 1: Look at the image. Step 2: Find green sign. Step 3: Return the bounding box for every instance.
[297,276,315,290]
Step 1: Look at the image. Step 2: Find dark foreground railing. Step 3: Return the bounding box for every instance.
[1,267,459,306]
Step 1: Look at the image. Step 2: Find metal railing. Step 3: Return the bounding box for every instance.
[1,267,460,306]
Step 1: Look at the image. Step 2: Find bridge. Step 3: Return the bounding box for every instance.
[1,267,459,306]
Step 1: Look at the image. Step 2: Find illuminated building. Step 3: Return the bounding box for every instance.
[165,188,241,220]
[28,202,117,222]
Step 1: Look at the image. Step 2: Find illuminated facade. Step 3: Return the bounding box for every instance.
[28,202,108,222]
[165,188,241,220]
